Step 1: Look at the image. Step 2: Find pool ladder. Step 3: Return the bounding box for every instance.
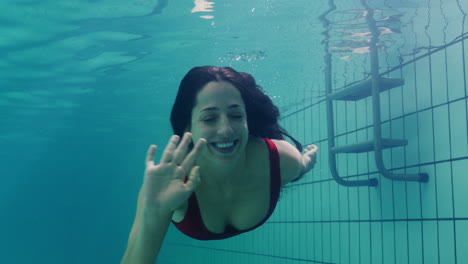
[326,33,430,186]
[324,2,428,187]
[326,75,429,187]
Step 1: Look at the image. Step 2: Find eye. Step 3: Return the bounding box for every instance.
[202,117,216,122]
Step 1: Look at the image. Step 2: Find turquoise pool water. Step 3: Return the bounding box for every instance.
[1,0,467,263]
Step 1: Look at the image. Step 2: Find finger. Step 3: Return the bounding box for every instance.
[179,138,206,174]
[146,145,157,167]
[172,132,192,165]
[160,135,180,163]
[184,166,201,191]
[303,145,313,154]
[308,145,318,152]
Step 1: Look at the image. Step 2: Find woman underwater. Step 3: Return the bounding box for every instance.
[121,66,318,264]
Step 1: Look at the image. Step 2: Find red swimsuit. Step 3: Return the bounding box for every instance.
[171,138,281,240]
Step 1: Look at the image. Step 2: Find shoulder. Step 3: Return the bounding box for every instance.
[269,139,303,186]
[248,138,303,186]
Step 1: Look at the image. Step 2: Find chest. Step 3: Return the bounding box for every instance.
[172,144,273,233]
[197,174,271,233]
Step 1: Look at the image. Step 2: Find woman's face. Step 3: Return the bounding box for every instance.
[190,81,249,161]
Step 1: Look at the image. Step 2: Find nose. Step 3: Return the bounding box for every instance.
[217,115,234,137]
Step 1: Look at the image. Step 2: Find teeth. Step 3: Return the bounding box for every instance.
[215,141,235,148]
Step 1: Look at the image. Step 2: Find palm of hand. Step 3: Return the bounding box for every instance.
[142,133,206,213]
[144,162,193,211]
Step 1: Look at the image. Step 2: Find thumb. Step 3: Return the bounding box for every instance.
[184,166,201,191]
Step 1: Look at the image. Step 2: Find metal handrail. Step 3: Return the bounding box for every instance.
[322,0,429,187]
[363,1,428,183]
[321,1,378,187]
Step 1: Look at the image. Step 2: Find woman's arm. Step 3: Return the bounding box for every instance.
[121,190,173,264]
[272,140,318,186]
[121,133,206,264]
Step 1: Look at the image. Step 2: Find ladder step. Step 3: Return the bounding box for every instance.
[331,138,408,154]
[328,77,404,101]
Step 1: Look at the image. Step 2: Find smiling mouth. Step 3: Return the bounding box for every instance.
[210,140,239,154]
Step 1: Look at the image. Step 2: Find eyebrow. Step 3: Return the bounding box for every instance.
[200,104,242,112]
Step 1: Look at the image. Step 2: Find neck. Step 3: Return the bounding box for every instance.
[196,151,248,195]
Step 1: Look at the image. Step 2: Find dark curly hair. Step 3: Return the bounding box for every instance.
[170,66,303,152]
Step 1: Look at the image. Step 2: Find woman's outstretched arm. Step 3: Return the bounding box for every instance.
[272,139,318,186]
[121,133,206,264]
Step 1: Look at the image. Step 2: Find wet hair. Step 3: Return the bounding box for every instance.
[170,66,303,153]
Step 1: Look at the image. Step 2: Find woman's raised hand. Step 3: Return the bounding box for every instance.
[142,132,206,214]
